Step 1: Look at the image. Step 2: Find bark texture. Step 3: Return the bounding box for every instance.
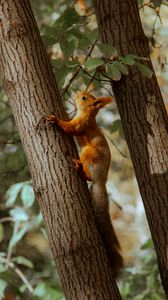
[94,0,168,296]
[0,1,122,299]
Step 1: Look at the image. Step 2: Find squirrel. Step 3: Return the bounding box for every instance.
[46,91,123,278]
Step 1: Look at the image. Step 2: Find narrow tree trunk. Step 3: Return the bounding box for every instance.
[0,1,122,299]
[94,0,168,296]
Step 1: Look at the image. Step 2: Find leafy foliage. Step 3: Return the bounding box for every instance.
[0,180,64,300]
[120,239,165,299]
[40,6,153,91]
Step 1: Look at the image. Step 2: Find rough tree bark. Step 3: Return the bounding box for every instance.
[94,0,168,297]
[0,1,122,299]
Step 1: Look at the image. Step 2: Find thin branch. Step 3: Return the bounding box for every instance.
[139,1,153,9]
[101,128,129,158]
[0,115,13,124]
[79,65,111,82]
[0,217,14,223]
[100,85,114,97]
[0,165,27,177]
[86,70,98,91]
[0,139,21,144]
[63,40,97,94]
[71,0,79,8]
[0,256,34,293]
[0,98,10,107]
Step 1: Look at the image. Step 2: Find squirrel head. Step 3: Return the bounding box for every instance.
[75,91,113,114]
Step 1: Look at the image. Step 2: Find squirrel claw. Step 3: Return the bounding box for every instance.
[46,115,58,124]
[72,158,89,181]
[72,158,82,169]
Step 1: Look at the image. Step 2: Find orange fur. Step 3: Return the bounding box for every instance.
[47,91,123,278]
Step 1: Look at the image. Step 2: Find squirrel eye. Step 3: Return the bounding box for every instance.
[82,96,87,100]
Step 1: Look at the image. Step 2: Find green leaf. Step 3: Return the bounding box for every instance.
[136,62,153,78]
[19,284,27,294]
[34,283,46,297]
[41,24,58,46]
[0,263,6,273]
[10,207,29,222]
[60,38,76,57]
[110,119,122,133]
[33,283,64,300]
[147,273,156,289]
[42,34,57,46]
[112,61,129,75]
[152,292,163,300]
[66,59,79,68]
[54,8,81,31]
[21,185,35,208]
[12,256,34,268]
[51,59,65,69]
[6,182,25,207]
[121,56,136,65]
[137,0,143,5]
[126,54,148,61]
[54,65,70,87]
[41,24,57,37]
[9,223,29,249]
[107,65,121,81]
[98,43,117,58]
[110,119,125,138]
[86,28,99,42]
[121,282,130,296]
[69,28,84,40]
[0,224,4,243]
[152,0,162,7]
[78,36,91,50]
[0,279,7,298]
[84,57,104,70]
[141,239,153,250]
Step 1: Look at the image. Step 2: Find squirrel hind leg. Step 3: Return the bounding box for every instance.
[72,158,91,181]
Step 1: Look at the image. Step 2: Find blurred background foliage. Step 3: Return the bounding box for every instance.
[0,0,168,299]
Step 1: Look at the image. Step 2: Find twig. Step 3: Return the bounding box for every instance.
[0,217,14,223]
[0,139,21,144]
[139,1,153,9]
[86,70,98,91]
[0,115,13,124]
[101,128,128,158]
[0,165,27,176]
[0,256,34,293]
[79,65,111,82]
[71,0,79,8]
[100,85,114,97]
[63,40,97,94]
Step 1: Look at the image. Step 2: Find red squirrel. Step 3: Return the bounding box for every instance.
[47,91,123,278]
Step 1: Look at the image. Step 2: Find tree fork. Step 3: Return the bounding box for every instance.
[0,1,122,299]
[93,0,168,296]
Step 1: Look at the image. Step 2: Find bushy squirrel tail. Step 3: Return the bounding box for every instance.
[90,182,124,278]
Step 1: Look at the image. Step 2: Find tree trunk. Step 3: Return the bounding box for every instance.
[94,0,168,296]
[0,1,122,299]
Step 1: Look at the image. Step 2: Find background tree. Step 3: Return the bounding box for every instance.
[93,0,168,296]
[0,0,122,299]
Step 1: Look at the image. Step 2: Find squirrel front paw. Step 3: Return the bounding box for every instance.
[46,115,58,124]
